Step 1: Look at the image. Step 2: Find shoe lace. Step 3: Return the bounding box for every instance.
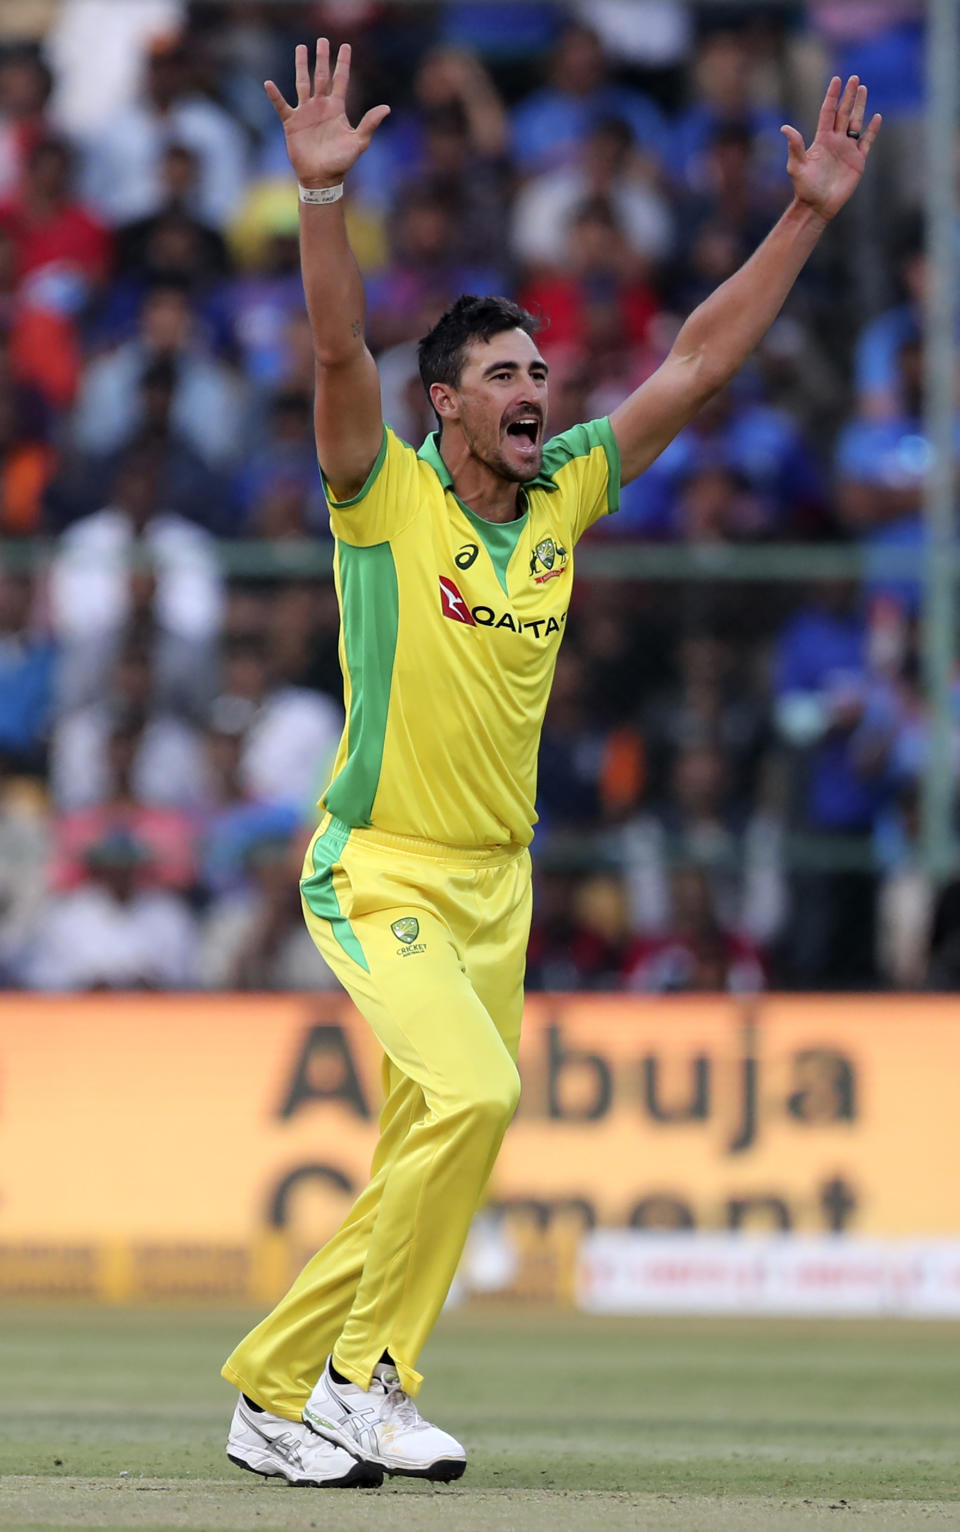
[377,1372,427,1431]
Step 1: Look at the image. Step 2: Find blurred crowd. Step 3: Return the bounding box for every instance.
[0,0,957,995]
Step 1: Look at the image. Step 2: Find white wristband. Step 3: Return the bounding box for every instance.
[299,182,344,204]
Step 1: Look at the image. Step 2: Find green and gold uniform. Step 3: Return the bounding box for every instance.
[223,420,620,1414]
[324,419,620,846]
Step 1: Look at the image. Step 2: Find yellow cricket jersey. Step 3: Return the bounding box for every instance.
[321,419,620,848]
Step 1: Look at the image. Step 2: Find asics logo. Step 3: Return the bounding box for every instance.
[250,1422,302,1466]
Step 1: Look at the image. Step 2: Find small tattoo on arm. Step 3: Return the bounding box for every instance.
[351,319,362,338]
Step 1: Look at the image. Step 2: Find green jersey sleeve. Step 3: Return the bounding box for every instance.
[539,417,621,546]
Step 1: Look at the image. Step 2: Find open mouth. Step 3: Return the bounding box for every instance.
[505,417,541,447]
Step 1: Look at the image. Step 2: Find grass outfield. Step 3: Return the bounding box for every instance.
[1,1305,958,1530]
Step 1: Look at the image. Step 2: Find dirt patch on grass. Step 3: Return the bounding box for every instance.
[1,1479,958,1532]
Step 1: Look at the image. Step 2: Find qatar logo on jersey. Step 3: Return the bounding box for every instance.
[439,575,477,626]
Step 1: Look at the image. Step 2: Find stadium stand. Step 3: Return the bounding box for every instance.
[0,0,950,994]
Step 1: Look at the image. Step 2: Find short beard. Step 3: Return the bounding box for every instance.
[465,426,543,484]
[491,448,543,484]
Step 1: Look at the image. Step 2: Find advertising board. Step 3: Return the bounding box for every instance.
[1,993,957,1300]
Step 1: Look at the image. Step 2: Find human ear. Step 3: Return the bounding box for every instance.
[429,382,459,421]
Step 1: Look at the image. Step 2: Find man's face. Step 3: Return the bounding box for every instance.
[29,145,70,200]
[162,146,197,199]
[0,574,31,633]
[115,460,160,525]
[141,289,190,352]
[147,49,187,109]
[0,58,48,118]
[553,28,605,97]
[439,329,549,483]
[673,748,725,814]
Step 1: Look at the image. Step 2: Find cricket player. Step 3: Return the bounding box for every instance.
[224,39,880,1489]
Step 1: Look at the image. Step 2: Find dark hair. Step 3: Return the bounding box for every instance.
[894,211,924,267]
[417,295,541,399]
[163,140,198,165]
[143,272,192,299]
[0,45,53,102]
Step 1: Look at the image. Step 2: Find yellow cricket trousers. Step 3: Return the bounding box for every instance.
[222,811,532,1417]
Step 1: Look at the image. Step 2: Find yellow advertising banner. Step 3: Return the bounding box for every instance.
[0,994,957,1298]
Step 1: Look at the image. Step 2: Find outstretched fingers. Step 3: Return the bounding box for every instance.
[356,102,391,147]
[314,37,330,96]
[834,74,860,134]
[294,42,311,106]
[264,79,291,121]
[266,38,385,141]
[816,76,842,135]
[331,42,351,101]
[780,123,806,166]
[859,111,883,157]
[847,82,868,136]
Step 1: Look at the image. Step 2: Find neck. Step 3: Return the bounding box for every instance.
[439,432,525,524]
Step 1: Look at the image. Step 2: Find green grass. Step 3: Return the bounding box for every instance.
[1,1305,959,1529]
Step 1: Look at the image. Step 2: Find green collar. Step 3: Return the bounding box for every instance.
[416,432,559,500]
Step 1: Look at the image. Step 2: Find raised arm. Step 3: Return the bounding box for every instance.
[609,75,882,484]
[266,41,390,499]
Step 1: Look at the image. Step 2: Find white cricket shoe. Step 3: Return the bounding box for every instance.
[226,1393,382,1488]
[302,1359,467,1481]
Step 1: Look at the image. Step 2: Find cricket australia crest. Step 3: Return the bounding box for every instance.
[529,537,569,584]
[391,917,420,944]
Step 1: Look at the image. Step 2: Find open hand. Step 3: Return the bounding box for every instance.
[265,40,390,189]
[781,75,882,223]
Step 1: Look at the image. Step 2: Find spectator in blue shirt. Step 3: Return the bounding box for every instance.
[511,23,667,176]
[668,31,784,197]
[231,390,326,535]
[195,709,301,899]
[72,279,248,471]
[365,188,507,352]
[814,3,924,123]
[614,379,823,538]
[837,337,960,617]
[0,571,56,774]
[674,119,783,270]
[853,216,960,421]
[440,3,561,63]
[852,217,926,419]
[774,582,898,987]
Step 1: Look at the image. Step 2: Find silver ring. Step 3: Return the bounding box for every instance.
[846,127,861,140]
